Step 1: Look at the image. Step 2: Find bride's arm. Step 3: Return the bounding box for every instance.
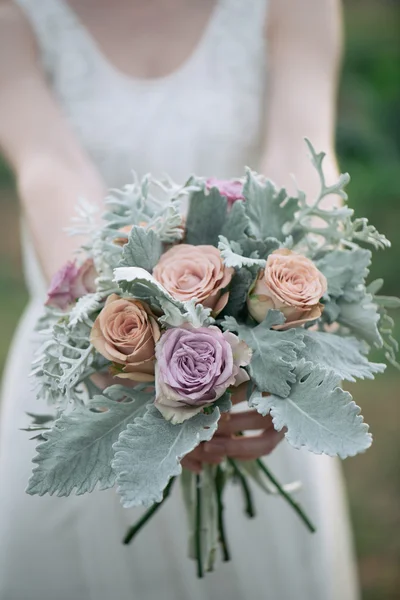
[260,0,343,206]
[0,1,105,281]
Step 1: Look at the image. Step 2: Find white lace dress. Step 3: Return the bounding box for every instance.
[0,1,360,598]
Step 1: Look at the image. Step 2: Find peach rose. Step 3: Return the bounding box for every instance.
[247,249,327,328]
[90,294,160,381]
[152,244,234,315]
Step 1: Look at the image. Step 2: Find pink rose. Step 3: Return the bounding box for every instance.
[152,244,234,315]
[90,294,160,382]
[206,178,244,205]
[247,249,327,328]
[46,259,97,310]
[155,325,252,424]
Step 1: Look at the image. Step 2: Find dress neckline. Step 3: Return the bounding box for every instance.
[52,0,224,88]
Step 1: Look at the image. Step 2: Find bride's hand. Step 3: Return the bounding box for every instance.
[181,384,285,474]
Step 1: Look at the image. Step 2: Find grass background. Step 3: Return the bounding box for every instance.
[0,1,399,598]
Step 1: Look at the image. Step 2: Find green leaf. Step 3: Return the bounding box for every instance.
[221,311,305,397]
[301,330,386,382]
[26,386,151,497]
[316,249,371,302]
[185,188,227,246]
[250,361,372,458]
[221,200,250,242]
[220,268,254,319]
[338,295,383,348]
[243,170,298,241]
[113,404,221,507]
[119,225,162,271]
[240,237,282,259]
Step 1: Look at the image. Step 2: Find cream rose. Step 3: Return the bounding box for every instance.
[247,249,327,328]
[152,244,234,315]
[90,294,160,381]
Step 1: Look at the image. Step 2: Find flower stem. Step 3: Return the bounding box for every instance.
[255,459,316,533]
[195,473,204,578]
[123,477,176,545]
[214,466,231,562]
[228,458,256,518]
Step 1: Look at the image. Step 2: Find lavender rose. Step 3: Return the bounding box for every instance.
[152,244,233,315]
[90,294,160,382]
[247,249,327,328]
[46,259,97,310]
[206,178,244,205]
[155,325,252,424]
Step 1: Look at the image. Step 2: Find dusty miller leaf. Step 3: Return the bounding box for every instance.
[221,200,250,242]
[221,311,305,397]
[113,404,221,507]
[338,294,383,348]
[300,330,386,382]
[218,236,266,269]
[185,188,227,246]
[26,387,152,497]
[250,361,372,458]
[243,170,298,241]
[119,225,162,271]
[316,249,371,302]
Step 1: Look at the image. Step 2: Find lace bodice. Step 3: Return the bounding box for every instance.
[15,0,269,187]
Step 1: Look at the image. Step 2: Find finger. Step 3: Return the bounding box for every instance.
[217,411,273,435]
[188,444,224,465]
[204,429,285,460]
[181,456,202,474]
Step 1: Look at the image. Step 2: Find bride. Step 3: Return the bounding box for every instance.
[0,0,359,598]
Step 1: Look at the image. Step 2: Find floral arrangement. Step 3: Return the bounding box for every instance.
[27,141,399,577]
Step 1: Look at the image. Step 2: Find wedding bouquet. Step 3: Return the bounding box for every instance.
[27,141,399,576]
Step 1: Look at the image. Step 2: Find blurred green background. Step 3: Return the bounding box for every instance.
[0,1,399,598]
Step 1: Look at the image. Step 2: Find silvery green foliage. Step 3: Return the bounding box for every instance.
[185,187,228,246]
[32,311,99,409]
[218,236,266,269]
[301,330,386,382]
[337,295,383,348]
[221,200,250,242]
[249,361,372,458]
[243,170,299,241]
[113,404,221,508]
[119,225,162,271]
[286,140,390,254]
[159,298,214,328]
[220,267,254,319]
[367,280,400,369]
[27,386,152,497]
[68,293,104,328]
[317,249,372,302]
[65,197,100,237]
[114,267,214,327]
[222,311,305,397]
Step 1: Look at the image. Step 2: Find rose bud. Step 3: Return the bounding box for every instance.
[46,258,97,310]
[206,178,244,206]
[247,249,327,328]
[90,294,160,381]
[152,244,233,315]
